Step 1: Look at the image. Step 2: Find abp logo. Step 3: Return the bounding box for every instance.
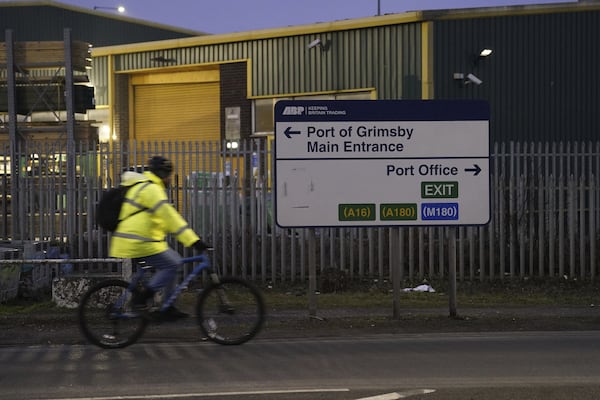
[282,106,305,115]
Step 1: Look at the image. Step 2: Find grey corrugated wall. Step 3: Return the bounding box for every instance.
[433,10,600,142]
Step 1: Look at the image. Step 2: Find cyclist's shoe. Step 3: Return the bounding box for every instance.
[151,306,189,322]
[131,287,154,310]
[167,306,189,319]
[220,304,236,314]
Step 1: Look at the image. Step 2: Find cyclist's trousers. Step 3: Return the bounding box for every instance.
[134,248,182,300]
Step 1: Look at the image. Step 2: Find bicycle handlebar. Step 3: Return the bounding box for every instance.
[181,249,213,264]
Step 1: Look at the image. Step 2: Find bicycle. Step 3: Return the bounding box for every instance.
[78,250,265,349]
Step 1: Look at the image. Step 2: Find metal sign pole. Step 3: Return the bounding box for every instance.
[307,228,317,317]
[391,227,401,319]
[448,227,458,317]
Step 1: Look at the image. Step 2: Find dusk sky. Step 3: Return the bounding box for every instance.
[3,0,577,34]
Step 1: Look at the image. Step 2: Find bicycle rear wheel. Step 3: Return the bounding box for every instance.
[196,277,265,345]
[78,279,148,349]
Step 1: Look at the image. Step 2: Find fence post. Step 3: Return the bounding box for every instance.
[590,176,596,280]
[121,258,132,281]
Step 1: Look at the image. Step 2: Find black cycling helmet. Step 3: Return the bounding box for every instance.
[147,156,173,179]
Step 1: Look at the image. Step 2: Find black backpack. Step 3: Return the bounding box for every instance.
[96,181,147,232]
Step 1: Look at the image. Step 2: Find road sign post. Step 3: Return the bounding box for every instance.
[275,100,490,228]
[274,99,490,318]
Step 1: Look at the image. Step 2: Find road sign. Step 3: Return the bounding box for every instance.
[274,100,490,228]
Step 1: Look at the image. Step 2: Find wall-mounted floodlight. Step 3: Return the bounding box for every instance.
[453,72,483,86]
[150,56,177,63]
[307,38,331,52]
[307,38,322,49]
[94,5,125,13]
[466,73,483,85]
[479,48,493,57]
[473,47,493,66]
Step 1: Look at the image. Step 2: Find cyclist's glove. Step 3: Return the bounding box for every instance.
[193,240,210,253]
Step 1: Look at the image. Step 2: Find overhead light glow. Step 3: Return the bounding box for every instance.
[98,125,111,143]
[93,5,126,13]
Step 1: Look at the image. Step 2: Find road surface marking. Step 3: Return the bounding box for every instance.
[36,388,351,400]
[356,389,436,400]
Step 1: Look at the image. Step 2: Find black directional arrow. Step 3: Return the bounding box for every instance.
[465,164,482,176]
[284,126,301,138]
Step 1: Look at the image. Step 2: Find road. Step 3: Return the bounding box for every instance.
[1,331,600,399]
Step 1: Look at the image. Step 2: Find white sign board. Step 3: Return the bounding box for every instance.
[274,100,490,228]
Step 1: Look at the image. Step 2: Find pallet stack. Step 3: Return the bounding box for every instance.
[0,39,96,142]
[0,40,94,114]
[0,40,92,71]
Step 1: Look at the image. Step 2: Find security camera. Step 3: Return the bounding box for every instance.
[466,73,483,85]
[307,38,321,49]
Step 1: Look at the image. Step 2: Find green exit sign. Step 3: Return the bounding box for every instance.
[421,181,459,198]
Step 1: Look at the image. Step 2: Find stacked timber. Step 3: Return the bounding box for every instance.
[0,84,95,114]
[0,41,92,71]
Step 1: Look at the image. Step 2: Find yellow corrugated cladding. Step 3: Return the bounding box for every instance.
[131,68,220,142]
[421,21,433,100]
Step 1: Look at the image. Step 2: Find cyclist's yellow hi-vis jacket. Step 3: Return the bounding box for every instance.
[109,171,200,258]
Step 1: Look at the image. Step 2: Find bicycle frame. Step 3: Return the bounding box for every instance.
[127,252,220,313]
[79,249,264,348]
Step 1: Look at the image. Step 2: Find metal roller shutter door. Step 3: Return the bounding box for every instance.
[133,82,220,142]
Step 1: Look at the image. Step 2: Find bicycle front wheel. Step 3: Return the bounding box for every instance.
[196,277,265,345]
[78,279,148,349]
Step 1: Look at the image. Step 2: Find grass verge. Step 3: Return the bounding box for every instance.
[1,277,599,316]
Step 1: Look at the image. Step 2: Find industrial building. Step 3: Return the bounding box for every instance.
[1,1,597,146]
[0,1,599,283]
[84,1,599,146]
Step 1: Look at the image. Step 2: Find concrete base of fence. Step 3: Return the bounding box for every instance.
[0,264,20,302]
[52,276,102,308]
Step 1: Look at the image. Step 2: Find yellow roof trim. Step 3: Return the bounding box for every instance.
[92,12,423,56]
[92,2,600,56]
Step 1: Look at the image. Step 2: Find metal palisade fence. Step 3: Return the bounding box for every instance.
[0,139,599,283]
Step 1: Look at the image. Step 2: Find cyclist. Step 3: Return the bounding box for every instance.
[109,156,209,320]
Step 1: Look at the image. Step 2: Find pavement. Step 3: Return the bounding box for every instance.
[1,304,600,347]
